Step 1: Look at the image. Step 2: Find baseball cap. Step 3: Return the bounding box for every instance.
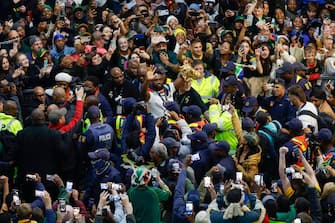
[209,140,230,153]
[87,105,100,119]
[202,123,217,134]
[234,16,245,23]
[37,48,49,58]
[48,108,67,124]
[121,97,137,109]
[55,72,74,83]
[220,30,233,37]
[182,105,202,117]
[242,117,255,130]
[317,128,333,142]
[294,62,308,71]
[187,131,208,143]
[220,61,236,73]
[189,3,201,11]
[164,101,180,113]
[161,137,181,149]
[88,148,110,160]
[285,118,303,132]
[273,78,286,86]
[53,33,65,43]
[242,96,257,113]
[72,5,84,13]
[222,75,238,86]
[155,63,168,74]
[276,61,294,74]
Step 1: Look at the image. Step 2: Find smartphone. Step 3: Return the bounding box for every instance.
[46,174,54,181]
[59,198,66,212]
[158,9,169,17]
[247,15,253,25]
[35,190,44,197]
[13,194,20,206]
[191,153,200,161]
[236,172,243,183]
[204,176,211,187]
[112,183,121,191]
[66,181,73,193]
[254,175,261,186]
[91,46,97,52]
[100,183,109,190]
[185,201,193,215]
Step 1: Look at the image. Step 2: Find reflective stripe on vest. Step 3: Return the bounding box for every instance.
[189,120,208,131]
[115,115,145,144]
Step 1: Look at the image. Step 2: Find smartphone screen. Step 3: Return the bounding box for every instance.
[185,201,193,215]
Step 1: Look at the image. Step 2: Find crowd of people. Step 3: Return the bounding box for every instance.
[0,0,335,222]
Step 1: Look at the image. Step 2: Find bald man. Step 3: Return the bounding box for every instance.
[0,100,23,135]
[102,67,139,114]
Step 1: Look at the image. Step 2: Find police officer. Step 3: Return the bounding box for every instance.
[182,105,208,132]
[258,78,296,126]
[78,105,115,162]
[277,62,312,98]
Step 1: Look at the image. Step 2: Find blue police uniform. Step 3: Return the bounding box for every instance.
[287,75,312,99]
[78,122,116,164]
[257,95,296,126]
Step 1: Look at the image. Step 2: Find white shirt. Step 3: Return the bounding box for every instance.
[297,102,319,133]
[147,83,176,119]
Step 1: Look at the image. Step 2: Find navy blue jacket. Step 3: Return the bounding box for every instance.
[97,92,113,125]
[257,95,296,126]
[121,113,156,159]
[172,169,189,223]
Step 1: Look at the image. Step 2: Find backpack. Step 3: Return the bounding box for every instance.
[0,119,17,161]
[298,110,335,133]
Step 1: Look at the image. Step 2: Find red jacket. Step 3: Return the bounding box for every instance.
[49,99,83,134]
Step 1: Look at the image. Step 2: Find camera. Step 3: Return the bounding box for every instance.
[285,167,295,178]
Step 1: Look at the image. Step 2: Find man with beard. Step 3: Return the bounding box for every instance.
[102,67,139,114]
[141,64,190,119]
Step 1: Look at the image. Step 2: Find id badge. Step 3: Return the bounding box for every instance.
[116,105,122,115]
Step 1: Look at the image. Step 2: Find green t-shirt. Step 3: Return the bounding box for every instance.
[128,185,169,223]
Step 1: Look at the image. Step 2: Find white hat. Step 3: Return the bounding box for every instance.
[166,15,178,25]
[55,72,73,83]
[195,211,210,223]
